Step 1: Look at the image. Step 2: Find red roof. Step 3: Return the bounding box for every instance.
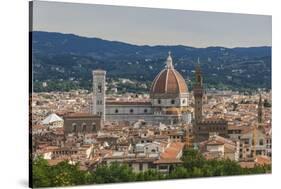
[150,68,188,96]
[160,142,184,160]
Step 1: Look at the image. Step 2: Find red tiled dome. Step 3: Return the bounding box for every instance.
[150,53,188,98]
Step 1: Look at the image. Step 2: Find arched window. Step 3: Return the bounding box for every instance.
[144,109,147,113]
[130,109,134,113]
[259,139,264,146]
[158,99,161,104]
[115,109,119,113]
[92,123,96,132]
[72,123,77,132]
[171,99,175,104]
[98,83,102,93]
[82,123,87,132]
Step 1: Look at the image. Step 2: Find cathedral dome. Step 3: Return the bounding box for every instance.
[150,52,188,98]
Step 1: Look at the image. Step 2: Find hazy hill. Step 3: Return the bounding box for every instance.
[31,31,271,92]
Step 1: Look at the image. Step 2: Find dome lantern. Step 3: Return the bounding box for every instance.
[166,51,174,69]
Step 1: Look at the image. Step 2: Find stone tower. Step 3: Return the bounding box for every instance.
[258,93,263,124]
[92,70,106,122]
[193,60,204,123]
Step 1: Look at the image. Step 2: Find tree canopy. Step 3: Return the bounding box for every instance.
[31,150,271,187]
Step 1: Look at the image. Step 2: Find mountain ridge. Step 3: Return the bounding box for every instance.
[31,31,272,92]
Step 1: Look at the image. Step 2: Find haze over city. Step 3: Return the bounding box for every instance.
[33,1,272,48]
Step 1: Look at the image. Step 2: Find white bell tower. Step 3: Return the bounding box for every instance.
[92,70,106,122]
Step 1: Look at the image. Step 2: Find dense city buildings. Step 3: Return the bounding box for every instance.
[31,53,272,181]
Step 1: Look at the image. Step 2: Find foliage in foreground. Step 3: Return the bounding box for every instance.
[32,149,271,187]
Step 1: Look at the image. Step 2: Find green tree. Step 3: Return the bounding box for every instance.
[32,156,52,187]
[169,166,189,179]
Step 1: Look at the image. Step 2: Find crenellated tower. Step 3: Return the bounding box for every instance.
[258,93,263,125]
[193,59,204,123]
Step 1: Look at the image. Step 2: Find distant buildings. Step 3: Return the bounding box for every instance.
[199,133,239,161]
[41,113,63,128]
[63,112,102,135]
[31,52,271,175]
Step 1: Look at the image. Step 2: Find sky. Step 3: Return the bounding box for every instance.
[32,1,272,48]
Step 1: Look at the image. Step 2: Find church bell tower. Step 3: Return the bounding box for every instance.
[92,70,106,122]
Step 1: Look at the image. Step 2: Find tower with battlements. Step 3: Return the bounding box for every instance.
[193,60,204,123]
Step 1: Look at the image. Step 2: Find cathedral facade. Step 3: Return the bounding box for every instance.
[92,53,192,125]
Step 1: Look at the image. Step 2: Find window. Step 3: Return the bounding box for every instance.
[139,163,143,171]
[158,99,161,104]
[98,83,102,93]
[92,123,96,132]
[159,165,168,170]
[171,99,175,104]
[182,99,186,104]
[115,109,119,113]
[259,139,264,146]
[72,123,77,132]
[144,109,147,113]
[130,109,134,113]
[82,123,87,132]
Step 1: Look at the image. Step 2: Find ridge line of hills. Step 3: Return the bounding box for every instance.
[32,31,272,93]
